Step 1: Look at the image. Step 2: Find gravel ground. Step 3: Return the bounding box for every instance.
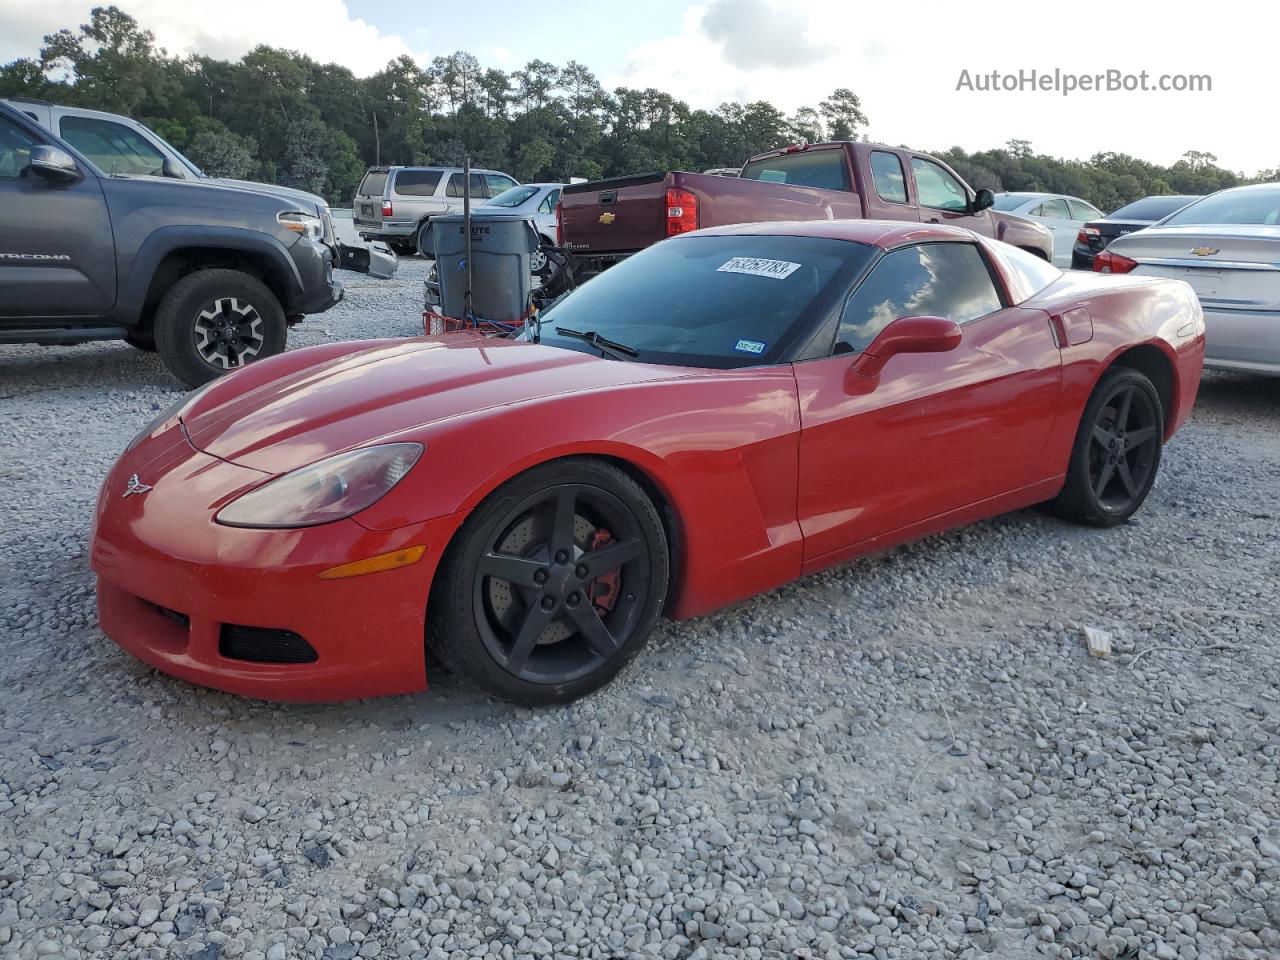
[2,222,1279,960]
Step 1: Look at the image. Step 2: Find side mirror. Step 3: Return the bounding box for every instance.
[971,188,994,213]
[162,156,185,179]
[849,315,962,381]
[27,146,81,183]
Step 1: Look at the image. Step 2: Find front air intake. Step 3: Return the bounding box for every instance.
[218,624,318,664]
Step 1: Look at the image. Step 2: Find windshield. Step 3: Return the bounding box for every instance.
[528,235,874,367]
[1163,188,1280,226]
[1109,196,1198,221]
[991,194,1032,211]
[486,185,539,207]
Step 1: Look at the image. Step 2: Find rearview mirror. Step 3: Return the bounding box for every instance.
[27,145,81,183]
[849,315,962,381]
[971,188,994,213]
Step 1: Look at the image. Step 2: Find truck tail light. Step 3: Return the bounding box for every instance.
[381,201,393,218]
[1093,250,1138,274]
[555,201,563,246]
[666,189,698,236]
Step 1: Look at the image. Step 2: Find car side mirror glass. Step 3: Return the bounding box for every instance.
[162,156,185,179]
[971,188,994,213]
[27,145,81,183]
[849,315,962,383]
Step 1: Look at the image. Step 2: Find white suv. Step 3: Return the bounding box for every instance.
[353,166,519,255]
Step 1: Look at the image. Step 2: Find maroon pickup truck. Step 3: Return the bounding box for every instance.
[559,141,1054,275]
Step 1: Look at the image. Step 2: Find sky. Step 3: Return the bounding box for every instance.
[0,0,1271,173]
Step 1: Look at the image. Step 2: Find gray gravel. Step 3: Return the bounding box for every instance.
[2,221,1279,959]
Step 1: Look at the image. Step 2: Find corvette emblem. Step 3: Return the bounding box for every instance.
[122,474,152,499]
[1189,246,1219,256]
[598,212,616,225]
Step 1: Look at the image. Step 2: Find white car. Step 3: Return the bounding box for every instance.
[473,183,564,270]
[992,192,1105,267]
[1096,183,1280,376]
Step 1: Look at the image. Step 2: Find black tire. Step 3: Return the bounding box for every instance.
[124,330,156,352]
[1052,366,1164,527]
[428,458,669,706]
[153,269,287,387]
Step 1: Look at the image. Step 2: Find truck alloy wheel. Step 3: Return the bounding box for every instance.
[193,297,265,369]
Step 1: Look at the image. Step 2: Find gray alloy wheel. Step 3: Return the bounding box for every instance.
[192,297,265,370]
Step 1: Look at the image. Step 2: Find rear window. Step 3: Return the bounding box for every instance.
[990,241,1061,303]
[992,195,1030,211]
[531,235,873,367]
[740,149,851,192]
[1165,188,1280,226]
[392,170,442,196]
[358,171,388,196]
[1110,195,1199,221]
[486,185,539,208]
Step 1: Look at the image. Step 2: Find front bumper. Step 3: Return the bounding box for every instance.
[90,429,459,702]
[287,237,343,316]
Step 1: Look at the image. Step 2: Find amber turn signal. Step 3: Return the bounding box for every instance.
[317,545,426,580]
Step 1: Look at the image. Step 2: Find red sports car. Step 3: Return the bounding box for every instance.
[92,221,1205,705]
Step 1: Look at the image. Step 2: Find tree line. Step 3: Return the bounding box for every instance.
[2,6,1273,209]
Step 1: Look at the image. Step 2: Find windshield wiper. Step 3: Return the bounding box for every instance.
[554,326,639,361]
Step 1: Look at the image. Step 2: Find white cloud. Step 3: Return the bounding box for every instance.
[0,0,427,76]
[608,0,1275,174]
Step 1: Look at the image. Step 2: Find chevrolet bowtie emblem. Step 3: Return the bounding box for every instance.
[1189,246,1219,256]
[598,212,616,225]
[122,474,153,498]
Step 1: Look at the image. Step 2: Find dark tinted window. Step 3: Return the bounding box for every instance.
[870,151,907,203]
[392,169,442,196]
[740,148,851,191]
[838,243,1002,353]
[1109,195,1200,221]
[911,158,968,211]
[446,172,487,197]
[59,115,165,176]
[533,235,873,367]
[358,170,388,196]
[1165,188,1280,226]
[0,116,38,178]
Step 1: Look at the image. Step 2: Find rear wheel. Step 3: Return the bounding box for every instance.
[1052,367,1163,526]
[429,459,669,705]
[153,269,287,387]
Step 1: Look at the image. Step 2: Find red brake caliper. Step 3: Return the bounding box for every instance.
[587,529,620,615]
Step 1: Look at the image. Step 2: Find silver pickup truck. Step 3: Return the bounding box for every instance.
[353,165,519,255]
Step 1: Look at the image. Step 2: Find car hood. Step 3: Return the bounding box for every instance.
[205,177,327,214]
[181,337,696,474]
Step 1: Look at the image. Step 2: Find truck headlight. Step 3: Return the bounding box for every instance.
[215,443,423,528]
[277,211,325,242]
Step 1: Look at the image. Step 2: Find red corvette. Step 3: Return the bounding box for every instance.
[92,221,1205,705]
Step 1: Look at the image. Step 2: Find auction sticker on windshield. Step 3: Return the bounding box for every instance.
[717,257,801,280]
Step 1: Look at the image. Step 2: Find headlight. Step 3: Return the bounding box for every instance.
[277,211,325,242]
[215,443,423,529]
[125,381,214,451]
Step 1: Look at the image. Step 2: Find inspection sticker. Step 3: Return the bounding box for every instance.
[734,339,767,354]
[717,257,801,280]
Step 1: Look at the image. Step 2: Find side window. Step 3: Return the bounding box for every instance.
[446,173,465,197]
[393,170,442,196]
[869,151,907,204]
[447,173,487,198]
[1038,198,1070,219]
[59,116,166,176]
[837,244,1002,353]
[739,148,851,191]
[485,174,516,197]
[910,157,969,212]
[0,116,38,179]
[1068,199,1101,221]
[538,188,561,213]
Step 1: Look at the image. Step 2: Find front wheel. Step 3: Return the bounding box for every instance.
[153,269,287,387]
[428,459,669,705]
[1052,366,1164,526]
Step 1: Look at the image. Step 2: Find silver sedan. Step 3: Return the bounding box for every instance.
[993,192,1105,267]
[1096,183,1280,376]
